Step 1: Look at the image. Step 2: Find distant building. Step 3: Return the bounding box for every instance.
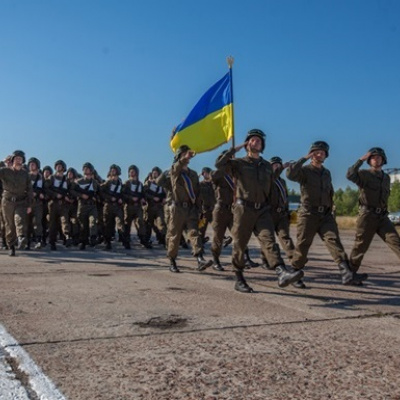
[385,168,400,184]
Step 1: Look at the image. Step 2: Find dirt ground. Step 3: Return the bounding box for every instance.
[1,228,400,399]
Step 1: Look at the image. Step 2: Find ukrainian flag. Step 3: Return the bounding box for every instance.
[171,72,233,154]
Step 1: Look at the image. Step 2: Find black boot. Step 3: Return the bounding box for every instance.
[350,263,368,282]
[34,236,43,249]
[223,235,232,248]
[196,253,213,271]
[105,240,112,250]
[275,265,304,288]
[169,257,180,273]
[234,270,254,293]
[89,236,97,247]
[292,279,306,289]
[50,242,57,251]
[9,245,16,257]
[338,261,362,285]
[79,242,86,250]
[244,249,259,269]
[212,255,224,271]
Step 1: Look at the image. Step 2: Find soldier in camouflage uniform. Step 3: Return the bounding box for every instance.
[44,160,73,250]
[41,165,53,245]
[167,145,213,273]
[27,157,45,249]
[0,150,33,256]
[286,141,364,286]
[70,162,99,250]
[0,161,7,249]
[347,147,400,277]
[101,164,125,250]
[66,167,80,245]
[122,165,149,249]
[215,130,303,292]
[144,167,167,246]
[199,167,216,244]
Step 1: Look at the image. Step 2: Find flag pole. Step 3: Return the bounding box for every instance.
[227,56,235,149]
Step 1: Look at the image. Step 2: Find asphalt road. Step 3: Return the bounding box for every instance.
[1,229,400,399]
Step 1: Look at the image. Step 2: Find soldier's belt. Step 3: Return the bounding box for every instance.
[360,205,387,215]
[171,201,194,208]
[304,205,331,214]
[4,195,28,203]
[236,199,269,210]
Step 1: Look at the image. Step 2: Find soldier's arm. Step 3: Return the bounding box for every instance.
[43,177,58,200]
[214,147,237,172]
[286,158,308,183]
[346,153,370,187]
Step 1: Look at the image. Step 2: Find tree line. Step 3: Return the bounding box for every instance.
[289,181,400,216]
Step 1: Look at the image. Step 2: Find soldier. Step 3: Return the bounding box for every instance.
[199,167,216,244]
[215,129,303,292]
[66,167,80,245]
[41,165,53,245]
[70,162,99,250]
[0,150,33,256]
[0,161,7,249]
[44,160,73,250]
[101,164,126,250]
[347,147,400,276]
[286,141,364,286]
[27,157,45,249]
[144,166,167,246]
[122,165,149,249]
[167,145,213,273]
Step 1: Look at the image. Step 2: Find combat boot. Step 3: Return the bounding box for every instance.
[65,236,73,247]
[50,242,57,251]
[223,235,232,248]
[79,242,86,250]
[349,263,368,282]
[212,255,224,271]
[234,270,254,293]
[244,249,259,269]
[89,236,97,247]
[275,265,304,288]
[169,257,180,273]
[196,253,213,271]
[105,241,112,250]
[17,236,28,250]
[9,245,16,257]
[34,236,43,249]
[338,261,362,286]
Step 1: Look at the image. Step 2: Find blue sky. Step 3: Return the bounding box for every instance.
[1,0,399,190]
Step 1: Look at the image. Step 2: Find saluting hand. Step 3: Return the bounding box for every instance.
[360,152,371,162]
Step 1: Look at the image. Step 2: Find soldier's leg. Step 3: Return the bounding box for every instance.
[88,205,98,241]
[2,200,17,248]
[211,206,230,258]
[349,213,378,271]
[377,216,400,260]
[15,203,28,248]
[60,204,72,245]
[291,212,320,270]
[48,201,60,247]
[275,214,295,260]
[78,205,89,245]
[124,204,134,242]
[33,202,44,240]
[166,205,186,260]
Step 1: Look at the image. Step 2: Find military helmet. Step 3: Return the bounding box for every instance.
[67,167,78,179]
[152,166,162,175]
[42,165,53,174]
[202,167,212,175]
[0,161,5,168]
[367,147,387,165]
[11,150,26,164]
[245,129,266,152]
[82,162,95,172]
[175,145,191,161]
[309,141,330,158]
[54,159,67,171]
[109,164,121,176]
[269,156,283,165]
[28,157,41,169]
[128,164,139,174]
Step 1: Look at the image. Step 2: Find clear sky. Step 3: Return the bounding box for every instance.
[1,0,399,190]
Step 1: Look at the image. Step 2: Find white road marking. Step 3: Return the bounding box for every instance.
[0,324,66,400]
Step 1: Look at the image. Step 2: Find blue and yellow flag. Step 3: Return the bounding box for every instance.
[171,72,233,154]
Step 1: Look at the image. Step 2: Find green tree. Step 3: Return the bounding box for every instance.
[388,181,400,211]
[333,186,359,216]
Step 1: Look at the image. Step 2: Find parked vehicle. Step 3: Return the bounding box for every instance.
[389,211,400,225]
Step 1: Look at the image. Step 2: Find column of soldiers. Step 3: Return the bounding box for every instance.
[1,141,400,295]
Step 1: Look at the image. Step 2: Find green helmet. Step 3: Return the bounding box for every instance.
[175,145,191,161]
[109,164,121,176]
[309,141,329,158]
[12,150,26,164]
[152,166,162,175]
[245,129,266,152]
[269,156,283,165]
[67,167,78,179]
[367,147,387,165]
[128,165,139,174]
[202,167,212,175]
[28,157,41,169]
[54,160,67,171]
[42,165,53,175]
[82,162,94,172]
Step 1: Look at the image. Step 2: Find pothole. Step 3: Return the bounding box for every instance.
[134,315,188,330]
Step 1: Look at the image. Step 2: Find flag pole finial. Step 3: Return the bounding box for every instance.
[227,56,234,69]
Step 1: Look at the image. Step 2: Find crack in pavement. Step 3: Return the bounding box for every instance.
[5,311,400,349]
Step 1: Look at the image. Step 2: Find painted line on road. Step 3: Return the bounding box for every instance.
[0,324,66,400]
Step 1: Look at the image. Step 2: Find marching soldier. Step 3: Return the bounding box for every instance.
[44,160,73,250]
[0,150,33,256]
[101,164,125,250]
[122,165,149,249]
[27,157,45,249]
[199,167,216,244]
[41,165,53,245]
[215,129,303,292]
[0,161,7,249]
[66,167,80,245]
[70,162,99,250]
[144,167,167,246]
[167,145,213,272]
[286,141,364,285]
[347,147,400,276]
